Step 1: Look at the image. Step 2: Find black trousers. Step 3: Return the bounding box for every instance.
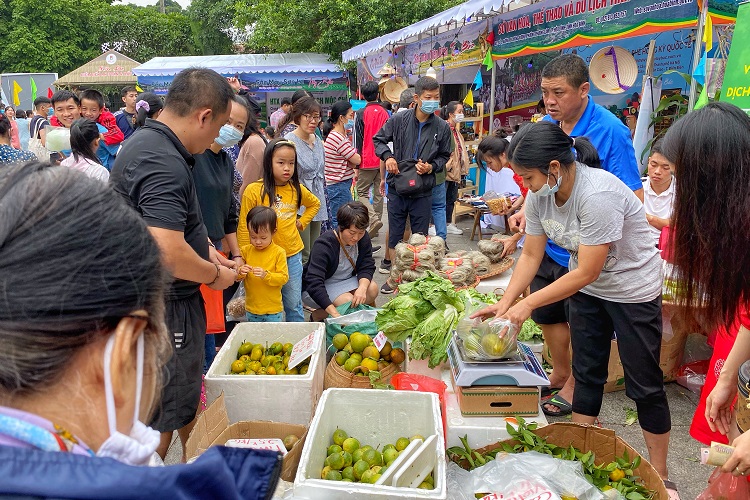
[387,191,432,249]
[150,291,206,433]
[445,181,459,222]
[569,292,671,435]
[530,253,570,325]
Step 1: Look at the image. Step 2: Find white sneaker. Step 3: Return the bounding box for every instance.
[447,223,463,235]
[428,225,436,236]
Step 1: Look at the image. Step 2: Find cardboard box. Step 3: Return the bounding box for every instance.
[204,322,325,425]
[450,374,540,417]
[543,304,692,393]
[490,423,669,500]
[293,388,447,499]
[185,393,307,482]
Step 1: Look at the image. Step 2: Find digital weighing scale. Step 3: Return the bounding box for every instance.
[448,334,550,387]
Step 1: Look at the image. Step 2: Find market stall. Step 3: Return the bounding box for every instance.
[53,50,140,107]
[132,53,348,122]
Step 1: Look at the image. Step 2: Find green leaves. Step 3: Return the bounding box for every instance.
[624,407,639,426]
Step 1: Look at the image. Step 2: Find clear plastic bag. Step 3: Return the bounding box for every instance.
[459,318,519,361]
[45,126,71,152]
[225,283,247,323]
[446,452,606,500]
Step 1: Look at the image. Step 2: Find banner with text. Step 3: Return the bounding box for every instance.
[138,71,347,95]
[491,0,698,58]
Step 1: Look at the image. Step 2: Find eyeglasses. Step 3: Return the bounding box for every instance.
[302,114,321,122]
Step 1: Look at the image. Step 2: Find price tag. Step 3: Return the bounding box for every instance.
[288,329,319,369]
[225,438,287,456]
[373,331,387,351]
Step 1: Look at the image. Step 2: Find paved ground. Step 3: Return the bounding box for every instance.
[167,209,714,499]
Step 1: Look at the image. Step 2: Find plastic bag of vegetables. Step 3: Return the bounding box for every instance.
[459,318,519,361]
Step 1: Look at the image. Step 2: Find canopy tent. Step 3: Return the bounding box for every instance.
[132,53,341,76]
[54,50,139,87]
[133,53,348,123]
[342,0,531,62]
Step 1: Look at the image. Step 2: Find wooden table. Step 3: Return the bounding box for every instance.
[457,200,510,241]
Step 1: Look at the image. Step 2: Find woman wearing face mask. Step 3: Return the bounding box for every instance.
[0,162,281,498]
[285,96,329,264]
[193,96,250,370]
[323,100,361,229]
[473,121,674,490]
[440,101,469,236]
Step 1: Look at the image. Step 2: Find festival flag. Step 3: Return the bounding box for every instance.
[47,88,53,98]
[486,28,495,46]
[703,13,713,53]
[463,89,474,108]
[483,49,493,71]
[12,81,22,106]
[0,86,8,106]
[473,70,483,90]
[694,86,709,110]
[135,84,144,92]
[30,77,37,102]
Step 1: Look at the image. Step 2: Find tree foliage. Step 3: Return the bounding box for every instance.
[187,0,235,55]
[0,0,230,75]
[235,0,463,62]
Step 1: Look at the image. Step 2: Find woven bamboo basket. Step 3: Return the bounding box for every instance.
[323,357,400,389]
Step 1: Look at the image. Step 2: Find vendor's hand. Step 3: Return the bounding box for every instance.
[501,300,533,327]
[723,430,750,476]
[500,237,518,258]
[385,157,399,174]
[706,377,739,435]
[379,179,386,196]
[508,211,526,234]
[232,255,245,269]
[209,266,237,291]
[416,160,432,175]
[471,300,512,320]
[296,220,304,232]
[351,286,368,307]
[252,267,267,279]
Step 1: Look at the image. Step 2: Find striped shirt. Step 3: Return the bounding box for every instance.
[323,131,357,184]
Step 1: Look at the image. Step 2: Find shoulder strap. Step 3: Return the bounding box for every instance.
[334,230,356,272]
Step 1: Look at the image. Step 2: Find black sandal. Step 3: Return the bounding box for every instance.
[542,395,573,417]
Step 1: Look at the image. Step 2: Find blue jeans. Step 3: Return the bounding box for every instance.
[326,180,353,229]
[431,182,447,240]
[281,252,304,322]
[204,334,216,373]
[246,312,284,322]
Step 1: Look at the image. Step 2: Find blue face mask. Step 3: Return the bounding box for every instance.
[47,108,54,117]
[535,171,562,197]
[420,100,440,114]
[215,124,243,147]
[344,119,354,130]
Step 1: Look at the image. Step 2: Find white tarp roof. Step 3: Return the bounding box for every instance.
[342,0,530,62]
[133,53,341,76]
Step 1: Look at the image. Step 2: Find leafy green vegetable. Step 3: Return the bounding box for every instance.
[624,407,639,426]
[399,271,465,312]
[517,318,543,343]
[410,304,461,368]
[375,293,432,342]
[458,288,499,307]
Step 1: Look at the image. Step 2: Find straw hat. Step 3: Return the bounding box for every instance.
[589,46,638,94]
[380,77,408,104]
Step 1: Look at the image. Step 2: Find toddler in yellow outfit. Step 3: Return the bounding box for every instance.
[238,206,288,322]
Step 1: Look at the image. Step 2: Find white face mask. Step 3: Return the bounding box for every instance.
[454,113,464,122]
[96,332,160,466]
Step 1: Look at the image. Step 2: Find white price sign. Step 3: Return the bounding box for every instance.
[373,331,387,351]
[225,438,287,456]
[288,330,319,369]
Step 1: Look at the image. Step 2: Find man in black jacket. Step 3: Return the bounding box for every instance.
[373,77,451,293]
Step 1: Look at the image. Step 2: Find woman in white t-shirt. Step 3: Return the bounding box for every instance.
[641,139,675,246]
[322,100,361,229]
[474,121,674,491]
[61,119,109,182]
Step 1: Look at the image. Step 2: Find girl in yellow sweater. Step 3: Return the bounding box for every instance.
[237,207,288,322]
[238,138,321,321]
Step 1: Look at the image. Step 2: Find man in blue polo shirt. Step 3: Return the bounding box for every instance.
[510,54,643,418]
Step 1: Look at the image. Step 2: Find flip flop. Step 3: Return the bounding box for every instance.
[663,479,680,500]
[540,386,562,399]
[542,395,573,417]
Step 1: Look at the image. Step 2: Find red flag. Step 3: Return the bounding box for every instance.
[47,88,53,98]
[486,29,495,46]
